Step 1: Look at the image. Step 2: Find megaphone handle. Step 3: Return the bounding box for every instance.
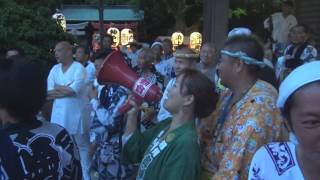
[119,95,143,113]
[119,102,134,113]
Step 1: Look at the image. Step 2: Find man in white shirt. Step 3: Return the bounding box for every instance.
[75,46,96,86]
[157,47,198,122]
[47,41,91,180]
[264,0,297,55]
[154,39,176,84]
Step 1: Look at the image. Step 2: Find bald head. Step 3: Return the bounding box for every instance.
[54,41,73,64]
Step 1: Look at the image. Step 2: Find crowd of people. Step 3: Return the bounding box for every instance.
[1,1,320,180]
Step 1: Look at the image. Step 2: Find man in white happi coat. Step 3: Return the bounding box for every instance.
[47,41,91,180]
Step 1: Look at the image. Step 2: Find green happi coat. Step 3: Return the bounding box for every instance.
[122,119,200,180]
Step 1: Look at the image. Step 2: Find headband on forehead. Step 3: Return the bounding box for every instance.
[221,50,265,68]
[173,53,199,59]
[151,42,163,48]
[277,61,320,109]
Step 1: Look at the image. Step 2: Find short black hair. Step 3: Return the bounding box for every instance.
[105,34,114,43]
[0,57,46,121]
[92,48,113,61]
[75,45,89,55]
[224,35,264,76]
[293,24,311,34]
[180,68,218,118]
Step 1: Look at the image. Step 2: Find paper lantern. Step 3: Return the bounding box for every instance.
[171,32,184,49]
[121,28,134,45]
[52,12,66,32]
[190,32,202,52]
[107,27,120,47]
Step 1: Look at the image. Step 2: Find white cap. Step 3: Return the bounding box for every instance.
[151,42,163,48]
[228,27,252,38]
[277,61,320,109]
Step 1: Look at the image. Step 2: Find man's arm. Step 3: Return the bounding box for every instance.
[54,84,76,97]
[47,85,75,100]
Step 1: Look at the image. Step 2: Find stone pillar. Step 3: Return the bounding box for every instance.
[203,0,229,50]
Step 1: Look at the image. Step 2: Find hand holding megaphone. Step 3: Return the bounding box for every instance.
[97,51,162,113]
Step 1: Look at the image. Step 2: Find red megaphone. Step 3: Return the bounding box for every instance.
[97,51,162,113]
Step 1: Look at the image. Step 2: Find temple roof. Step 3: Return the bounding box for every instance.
[61,5,144,22]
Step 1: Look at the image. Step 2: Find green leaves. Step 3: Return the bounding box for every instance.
[0,0,74,71]
[230,8,247,19]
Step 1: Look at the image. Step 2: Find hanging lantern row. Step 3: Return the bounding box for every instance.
[92,28,134,51]
[107,28,134,47]
[171,32,202,52]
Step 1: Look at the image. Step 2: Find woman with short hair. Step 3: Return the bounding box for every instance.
[122,68,218,180]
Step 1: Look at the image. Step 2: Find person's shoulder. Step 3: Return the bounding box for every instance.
[158,118,172,127]
[73,61,85,68]
[272,12,282,18]
[254,80,278,97]
[49,64,60,72]
[288,14,297,20]
[253,142,293,162]
[40,120,71,136]
[259,142,296,173]
[87,61,96,69]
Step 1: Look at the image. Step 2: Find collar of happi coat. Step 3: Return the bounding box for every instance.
[163,119,196,144]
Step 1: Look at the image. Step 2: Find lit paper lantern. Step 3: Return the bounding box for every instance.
[52,12,66,32]
[190,32,202,52]
[107,27,120,47]
[171,32,184,49]
[121,28,134,45]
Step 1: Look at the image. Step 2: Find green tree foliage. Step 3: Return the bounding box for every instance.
[229,0,285,41]
[0,0,74,70]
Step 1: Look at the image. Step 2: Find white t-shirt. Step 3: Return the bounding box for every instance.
[249,142,304,180]
[47,61,90,134]
[156,78,175,122]
[85,61,96,85]
[264,12,297,44]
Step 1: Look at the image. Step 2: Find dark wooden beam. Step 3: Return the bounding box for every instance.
[203,0,229,50]
[98,0,105,47]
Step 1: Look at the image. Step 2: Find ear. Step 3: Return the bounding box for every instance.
[234,59,244,73]
[183,94,194,106]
